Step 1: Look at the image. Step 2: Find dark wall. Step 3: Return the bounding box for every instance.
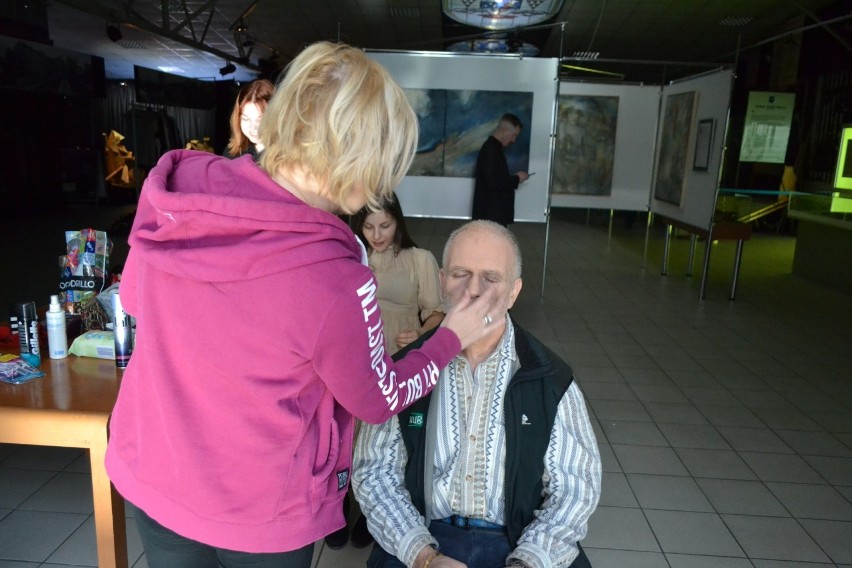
[721,0,852,190]
[0,90,96,213]
[796,0,852,188]
[0,0,50,45]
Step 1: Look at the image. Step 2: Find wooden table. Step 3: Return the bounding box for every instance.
[0,353,127,568]
[657,216,752,301]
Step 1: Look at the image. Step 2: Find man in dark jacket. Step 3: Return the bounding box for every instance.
[471,114,530,226]
[353,221,601,568]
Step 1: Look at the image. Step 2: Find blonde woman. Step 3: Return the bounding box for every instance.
[105,42,501,567]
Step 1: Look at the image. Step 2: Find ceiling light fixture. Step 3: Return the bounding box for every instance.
[442,0,564,30]
[106,23,122,43]
[219,62,236,76]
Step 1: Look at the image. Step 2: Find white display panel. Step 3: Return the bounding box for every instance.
[550,82,660,212]
[368,51,558,223]
[650,69,734,231]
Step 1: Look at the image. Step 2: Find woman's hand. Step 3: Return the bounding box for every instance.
[439,287,501,350]
[433,554,466,568]
[395,329,418,349]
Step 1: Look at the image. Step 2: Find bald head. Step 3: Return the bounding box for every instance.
[440,221,523,316]
[443,221,522,280]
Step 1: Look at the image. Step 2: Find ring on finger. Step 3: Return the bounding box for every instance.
[483,314,493,325]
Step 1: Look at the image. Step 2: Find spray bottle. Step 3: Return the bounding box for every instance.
[112,292,133,369]
[46,295,68,359]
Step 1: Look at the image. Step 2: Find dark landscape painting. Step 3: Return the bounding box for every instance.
[554,95,619,195]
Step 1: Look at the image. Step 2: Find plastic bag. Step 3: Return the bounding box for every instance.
[59,228,112,314]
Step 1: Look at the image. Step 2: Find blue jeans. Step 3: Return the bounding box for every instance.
[129,502,315,568]
[366,520,591,568]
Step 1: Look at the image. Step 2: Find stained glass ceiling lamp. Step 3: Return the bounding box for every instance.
[442,0,564,30]
[448,37,540,56]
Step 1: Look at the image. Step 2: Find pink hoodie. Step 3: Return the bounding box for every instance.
[105,150,460,552]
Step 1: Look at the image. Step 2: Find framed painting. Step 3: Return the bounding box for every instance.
[402,88,532,178]
[404,89,448,177]
[693,118,715,171]
[443,89,533,178]
[553,94,619,195]
[654,91,698,205]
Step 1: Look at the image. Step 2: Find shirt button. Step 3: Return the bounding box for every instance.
[465,474,473,482]
[469,435,476,442]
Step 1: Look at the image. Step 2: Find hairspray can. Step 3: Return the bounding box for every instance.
[14,301,41,366]
[112,293,133,369]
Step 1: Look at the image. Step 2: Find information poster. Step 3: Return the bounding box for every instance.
[739,91,795,163]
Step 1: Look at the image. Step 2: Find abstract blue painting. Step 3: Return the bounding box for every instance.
[404,89,447,177]
[404,88,533,178]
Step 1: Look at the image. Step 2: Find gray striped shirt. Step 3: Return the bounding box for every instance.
[352,319,601,568]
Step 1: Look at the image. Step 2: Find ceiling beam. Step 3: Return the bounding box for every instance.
[53,0,262,71]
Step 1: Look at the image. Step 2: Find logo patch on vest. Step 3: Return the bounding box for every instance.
[337,469,349,491]
[521,413,531,426]
[408,413,424,428]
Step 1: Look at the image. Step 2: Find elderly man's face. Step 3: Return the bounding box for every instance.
[441,226,522,316]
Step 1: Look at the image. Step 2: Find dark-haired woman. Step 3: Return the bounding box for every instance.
[324,195,445,551]
[353,195,444,354]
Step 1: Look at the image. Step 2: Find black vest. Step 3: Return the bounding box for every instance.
[395,320,574,547]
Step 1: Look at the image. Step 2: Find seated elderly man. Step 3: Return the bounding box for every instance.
[352,220,601,568]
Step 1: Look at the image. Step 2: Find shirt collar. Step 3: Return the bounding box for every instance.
[454,313,517,366]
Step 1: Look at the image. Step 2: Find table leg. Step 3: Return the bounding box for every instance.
[89,422,128,568]
[642,211,653,268]
[0,409,129,567]
[699,227,714,300]
[730,239,745,300]
[687,234,697,277]
[661,224,672,276]
[607,209,614,245]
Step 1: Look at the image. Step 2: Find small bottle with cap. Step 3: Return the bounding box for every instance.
[113,292,134,369]
[46,294,68,359]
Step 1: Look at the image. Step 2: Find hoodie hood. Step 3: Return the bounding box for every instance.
[129,150,360,283]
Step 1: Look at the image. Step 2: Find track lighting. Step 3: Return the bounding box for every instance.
[219,62,237,76]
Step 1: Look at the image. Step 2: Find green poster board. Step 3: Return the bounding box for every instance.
[739,92,795,164]
[834,125,852,191]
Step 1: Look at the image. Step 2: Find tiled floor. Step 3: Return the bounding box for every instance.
[2,206,851,568]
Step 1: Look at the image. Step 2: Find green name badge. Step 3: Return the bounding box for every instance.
[408,413,424,428]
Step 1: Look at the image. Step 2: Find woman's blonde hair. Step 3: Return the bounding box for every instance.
[259,42,418,214]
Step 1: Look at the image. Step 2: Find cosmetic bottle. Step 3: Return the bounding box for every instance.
[112,292,133,369]
[46,295,68,359]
